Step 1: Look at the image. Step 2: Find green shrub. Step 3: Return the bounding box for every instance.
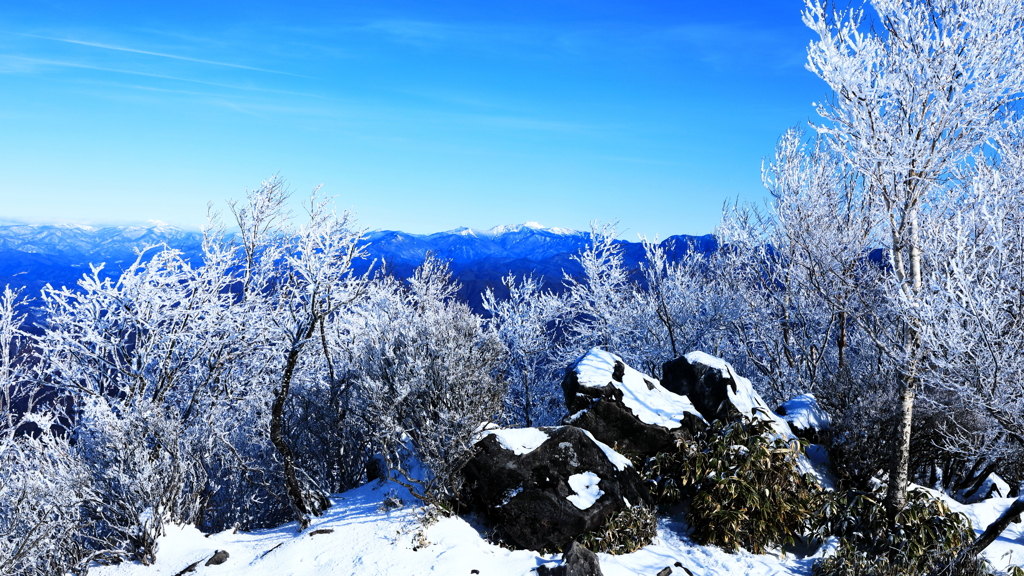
[577,505,657,555]
[811,487,989,576]
[643,416,819,554]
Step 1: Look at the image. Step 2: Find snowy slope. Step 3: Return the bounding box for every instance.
[88,480,1024,576]
[89,481,821,576]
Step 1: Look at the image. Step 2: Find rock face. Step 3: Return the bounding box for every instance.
[462,425,650,551]
[204,550,229,566]
[562,349,706,458]
[563,541,603,576]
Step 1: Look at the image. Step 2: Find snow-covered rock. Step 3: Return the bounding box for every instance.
[777,393,831,444]
[538,541,605,576]
[463,425,651,551]
[662,351,835,489]
[562,348,706,457]
[662,351,789,435]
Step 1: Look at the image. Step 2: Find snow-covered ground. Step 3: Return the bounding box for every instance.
[90,480,1024,576]
[938,490,1024,572]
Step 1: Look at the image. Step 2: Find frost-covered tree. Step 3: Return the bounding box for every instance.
[560,222,637,361]
[26,175,370,565]
[908,142,1024,488]
[343,257,506,508]
[37,242,242,562]
[482,274,562,427]
[226,179,368,529]
[627,237,741,379]
[0,287,95,576]
[803,0,1024,515]
[724,129,903,484]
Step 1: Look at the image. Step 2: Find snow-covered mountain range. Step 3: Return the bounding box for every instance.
[0,222,716,315]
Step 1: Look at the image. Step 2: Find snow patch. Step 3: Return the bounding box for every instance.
[580,428,632,471]
[482,428,550,455]
[566,472,604,510]
[958,473,1012,503]
[87,479,1024,576]
[574,348,705,430]
[498,486,523,507]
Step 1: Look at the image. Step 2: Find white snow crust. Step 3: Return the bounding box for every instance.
[475,425,631,471]
[923,487,1024,573]
[566,472,604,510]
[483,427,550,455]
[958,472,1012,503]
[573,348,705,430]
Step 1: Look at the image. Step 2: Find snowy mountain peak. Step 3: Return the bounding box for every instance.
[54,223,99,232]
[443,222,581,238]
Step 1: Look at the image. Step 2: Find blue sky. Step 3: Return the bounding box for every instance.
[0,0,827,237]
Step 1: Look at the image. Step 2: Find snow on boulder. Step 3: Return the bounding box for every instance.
[463,425,651,552]
[484,427,551,455]
[562,348,706,457]
[776,393,831,444]
[566,472,604,510]
[662,351,790,436]
[662,351,836,489]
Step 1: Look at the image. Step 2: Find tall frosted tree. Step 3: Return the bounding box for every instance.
[802,0,1024,515]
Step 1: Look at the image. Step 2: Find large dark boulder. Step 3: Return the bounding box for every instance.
[561,348,706,458]
[661,351,786,433]
[463,425,650,552]
[662,354,729,423]
[661,352,836,488]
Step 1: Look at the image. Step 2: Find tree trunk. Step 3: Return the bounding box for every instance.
[886,212,921,520]
[270,323,327,531]
[885,382,915,519]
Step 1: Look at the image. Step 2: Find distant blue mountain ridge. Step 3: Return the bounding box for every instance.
[0,222,717,317]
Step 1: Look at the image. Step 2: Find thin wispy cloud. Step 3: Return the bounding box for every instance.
[356,18,806,72]
[0,54,324,98]
[9,32,308,78]
[653,23,806,70]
